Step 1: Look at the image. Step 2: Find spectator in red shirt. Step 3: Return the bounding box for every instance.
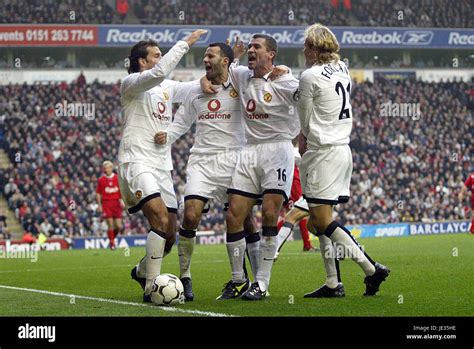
[459,173,474,234]
[96,160,123,249]
[116,0,129,22]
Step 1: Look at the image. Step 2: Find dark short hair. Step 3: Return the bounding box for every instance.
[251,33,278,60]
[128,39,158,74]
[208,42,234,68]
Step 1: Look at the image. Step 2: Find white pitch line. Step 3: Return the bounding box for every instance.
[0,285,233,317]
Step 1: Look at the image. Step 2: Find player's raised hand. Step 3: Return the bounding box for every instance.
[229,35,246,60]
[154,131,167,145]
[269,65,289,80]
[183,29,208,47]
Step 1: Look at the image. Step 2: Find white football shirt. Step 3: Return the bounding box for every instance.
[297,60,353,149]
[165,79,246,154]
[118,40,197,170]
[228,63,300,144]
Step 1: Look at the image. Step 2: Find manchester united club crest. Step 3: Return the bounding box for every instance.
[229,88,238,98]
[135,190,143,200]
[263,92,272,103]
[163,91,170,102]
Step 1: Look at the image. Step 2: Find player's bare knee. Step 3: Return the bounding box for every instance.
[183,209,200,229]
[147,211,169,232]
[226,208,243,230]
[262,203,280,225]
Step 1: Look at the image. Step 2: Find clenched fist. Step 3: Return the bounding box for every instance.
[154,131,167,145]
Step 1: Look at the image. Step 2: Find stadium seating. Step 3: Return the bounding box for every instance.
[1,0,472,28]
[0,77,471,237]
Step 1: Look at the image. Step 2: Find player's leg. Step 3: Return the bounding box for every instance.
[243,212,260,281]
[470,209,474,234]
[242,192,284,299]
[112,199,123,241]
[304,205,345,298]
[141,197,170,297]
[299,217,316,251]
[303,146,389,296]
[275,206,308,259]
[105,217,116,250]
[217,193,256,299]
[178,198,206,301]
[113,217,122,241]
[242,141,294,300]
[165,210,177,254]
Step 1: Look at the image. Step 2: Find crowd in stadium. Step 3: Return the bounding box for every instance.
[0,75,471,238]
[1,0,472,28]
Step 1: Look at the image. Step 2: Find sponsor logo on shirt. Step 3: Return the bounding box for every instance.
[153,102,170,121]
[198,112,231,120]
[246,99,257,112]
[245,99,269,119]
[208,99,221,112]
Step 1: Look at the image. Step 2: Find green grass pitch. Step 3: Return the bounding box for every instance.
[0,234,473,317]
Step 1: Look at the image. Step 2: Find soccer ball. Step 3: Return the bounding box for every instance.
[150,274,184,306]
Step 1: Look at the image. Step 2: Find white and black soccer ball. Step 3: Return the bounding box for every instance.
[150,274,184,306]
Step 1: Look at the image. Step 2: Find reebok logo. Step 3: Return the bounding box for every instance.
[341,30,433,45]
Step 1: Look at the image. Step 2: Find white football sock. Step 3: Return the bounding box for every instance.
[276,222,294,256]
[318,234,340,289]
[246,235,260,280]
[178,235,195,279]
[226,234,247,283]
[145,230,166,294]
[327,223,376,276]
[256,231,278,292]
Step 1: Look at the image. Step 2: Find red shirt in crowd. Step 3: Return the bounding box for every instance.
[96,173,121,201]
[464,174,474,207]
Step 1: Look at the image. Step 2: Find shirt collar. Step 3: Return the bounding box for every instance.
[249,67,274,81]
[212,75,232,89]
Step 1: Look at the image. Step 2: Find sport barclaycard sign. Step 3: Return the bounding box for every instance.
[0,25,472,48]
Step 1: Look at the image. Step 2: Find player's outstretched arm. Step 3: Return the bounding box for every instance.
[122,30,208,97]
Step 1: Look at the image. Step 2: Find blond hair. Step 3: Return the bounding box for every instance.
[102,160,113,168]
[304,24,340,64]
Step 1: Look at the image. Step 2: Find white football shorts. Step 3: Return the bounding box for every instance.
[300,144,352,207]
[184,150,240,211]
[118,162,178,214]
[228,141,295,201]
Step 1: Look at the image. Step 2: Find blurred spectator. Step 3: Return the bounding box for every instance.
[1,0,471,27]
[0,211,10,239]
[116,0,130,22]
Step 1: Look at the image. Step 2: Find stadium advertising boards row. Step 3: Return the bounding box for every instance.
[0,25,473,48]
[0,221,470,251]
[69,220,470,249]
